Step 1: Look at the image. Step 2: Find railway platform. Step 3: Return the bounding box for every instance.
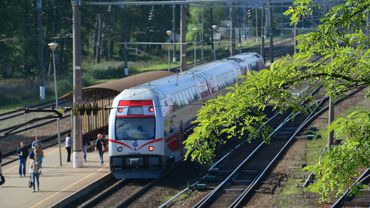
[0,145,109,208]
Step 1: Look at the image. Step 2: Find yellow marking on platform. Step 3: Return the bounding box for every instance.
[29,165,106,208]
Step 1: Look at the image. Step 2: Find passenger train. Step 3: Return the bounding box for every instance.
[108,53,265,179]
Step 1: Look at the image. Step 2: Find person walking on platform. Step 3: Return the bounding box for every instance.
[17,142,29,177]
[95,133,105,165]
[34,145,44,174]
[82,130,88,162]
[65,133,72,162]
[29,157,41,192]
[31,136,42,150]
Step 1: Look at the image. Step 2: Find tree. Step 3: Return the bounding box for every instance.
[184,0,370,201]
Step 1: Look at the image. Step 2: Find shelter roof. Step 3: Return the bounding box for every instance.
[61,70,174,101]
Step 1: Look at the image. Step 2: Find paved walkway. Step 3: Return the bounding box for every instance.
[0,146,109,208]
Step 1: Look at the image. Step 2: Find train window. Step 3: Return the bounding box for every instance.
[115,117,155,140]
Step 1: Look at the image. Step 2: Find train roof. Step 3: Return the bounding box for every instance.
[115,53,262,101]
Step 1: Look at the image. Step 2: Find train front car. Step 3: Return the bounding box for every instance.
[108,88,165,179]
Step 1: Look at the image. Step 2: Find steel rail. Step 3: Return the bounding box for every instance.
[78,179,129,208]
[0,99,71,122]
[115,161,185,208]
[0,112,71,136]
[193,85,324,207]
[159,112,281,208]
[221,87,364,207]
[331,168,370,208]
[230,99,326,208]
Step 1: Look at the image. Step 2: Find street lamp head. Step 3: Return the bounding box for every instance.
[48,42,58,52]
[212,25,217,30]
[166,30,172,36]
[192,27,198,32]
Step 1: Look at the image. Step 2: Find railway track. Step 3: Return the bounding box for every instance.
[63,161,187,208]
[0,99,70,122]
[0,99,71,136]
[160,87,364,208]
[192,100,325,208]
[157,85,323,208]
[332,169,370,208]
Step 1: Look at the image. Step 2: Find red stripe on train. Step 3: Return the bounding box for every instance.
[118,100,153,106]
[108,138,133,150]
[137,138,163,150]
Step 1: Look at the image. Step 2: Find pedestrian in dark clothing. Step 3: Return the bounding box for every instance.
[95,133,105,165]
[17,142,29,177]
[0,147,3,176]
[82,130,89,162]
[0,147,5,186]
[65,133,72,162]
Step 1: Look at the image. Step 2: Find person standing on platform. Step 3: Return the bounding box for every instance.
[65,133,72,162]
[29,157,41,192]
[95,133,105,165]
[17,142,29,177]
[82,130,89,162]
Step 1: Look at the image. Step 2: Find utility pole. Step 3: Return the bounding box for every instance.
[172,5,176,63]
[229,5,235,56]
[328,96,334,147]
[255,8,258,43]
[36,0,45,101]
[260,7,265,62]
[120,5,129,75]
[293,24,297,54]
[72,0,83,168]
[180,5,187,72]
[201,5,204,60]
[210,7,214,58]
[269,1,274,63]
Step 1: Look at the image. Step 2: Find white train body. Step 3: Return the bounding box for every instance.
[108,53,264,179]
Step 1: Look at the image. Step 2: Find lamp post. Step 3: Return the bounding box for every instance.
[48,42,62,167]
[192,27,197,68]
[166,30,172,71]
[212,25,217,61]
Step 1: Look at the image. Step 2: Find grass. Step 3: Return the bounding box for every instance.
[159,190,193,207]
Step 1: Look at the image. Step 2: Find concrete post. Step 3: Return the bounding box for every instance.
[72,0,83,168]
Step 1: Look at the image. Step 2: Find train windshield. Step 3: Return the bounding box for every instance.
[115,117,155,140]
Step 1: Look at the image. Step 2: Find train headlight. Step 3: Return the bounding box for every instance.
[118,107,123,113]
[148,146,155,152]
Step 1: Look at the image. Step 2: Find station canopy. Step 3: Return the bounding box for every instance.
[61,70,174,101]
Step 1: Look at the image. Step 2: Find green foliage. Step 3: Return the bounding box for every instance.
[305,111,370,201]
[185,0,370,201]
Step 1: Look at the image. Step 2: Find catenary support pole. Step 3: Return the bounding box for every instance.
[37,0,45,100]
[269,1,274,63]
[72,0,83,168]
[172,5,176,63]
[260,7,265,62]
[328,95,334,147]
[180,5,187,72]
